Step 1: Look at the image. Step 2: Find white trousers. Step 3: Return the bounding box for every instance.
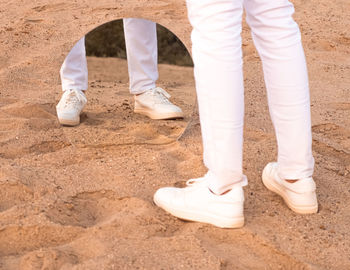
[186,0,314,194]
[60,18,159,94]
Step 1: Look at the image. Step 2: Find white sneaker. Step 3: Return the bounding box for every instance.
[56,89,87,126]
[262,162,318,214]
[134,87,184,120]
[153,176,245,228]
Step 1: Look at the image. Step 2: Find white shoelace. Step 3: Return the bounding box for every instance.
[62,89,86,108]
[148,87,172,104]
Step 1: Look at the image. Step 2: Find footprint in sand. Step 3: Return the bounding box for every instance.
[0,102,70,158]
[0,183,34,212]
[0,102,56,120]
[128,122,186,145]
[18,249,78,270]
[46,191,181,237]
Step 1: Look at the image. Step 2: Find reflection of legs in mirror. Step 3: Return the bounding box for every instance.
[154,0,317,228]
[57,37,88,126]
[56,19,183,126]
[123,18,183,120]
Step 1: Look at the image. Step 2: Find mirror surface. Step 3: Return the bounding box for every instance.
[59,19,196,147]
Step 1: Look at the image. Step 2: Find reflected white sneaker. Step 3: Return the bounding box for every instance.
[262,162,318,214]
[134,87,184,120]
[56,89,87,126]
[153,176,245,228]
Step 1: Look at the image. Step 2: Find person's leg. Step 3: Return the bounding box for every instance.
[123,18,183,120]
[123,18,158,94]
[60,37,88,92]
[57,37,88,126]
[154,0,247,228]
[244,0,314,180]
[244,0,317,213]
[189,0,247,195]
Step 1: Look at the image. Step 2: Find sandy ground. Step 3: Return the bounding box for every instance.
[1,0,350,269]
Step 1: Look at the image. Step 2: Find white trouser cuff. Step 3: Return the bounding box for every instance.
[208,172,248,195]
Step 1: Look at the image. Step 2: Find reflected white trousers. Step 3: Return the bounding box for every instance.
[60,18,158,94]
[186,0,314,194]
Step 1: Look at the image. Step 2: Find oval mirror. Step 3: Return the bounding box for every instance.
[57,18,196,147]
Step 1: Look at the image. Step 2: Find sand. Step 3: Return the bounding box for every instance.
[0,0,350,269]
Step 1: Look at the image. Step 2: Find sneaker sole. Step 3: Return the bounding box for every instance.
[134,109,184,120]
[262,167,318,214]
[154,197,244,229]
[58,117,80,127]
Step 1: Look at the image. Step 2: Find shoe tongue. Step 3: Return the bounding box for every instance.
[66,92,79,103]
[66,89,85,103]
[154,87,171,99]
